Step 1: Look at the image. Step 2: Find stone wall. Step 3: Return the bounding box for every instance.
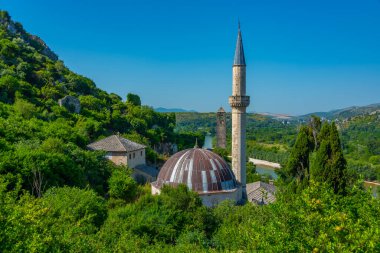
[199,188,241,207]
[106,152,127,165]
[105,149,146,168]
[126,148,146,168]
[151,184,242,207]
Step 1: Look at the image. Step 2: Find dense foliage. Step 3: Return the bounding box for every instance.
[340,114,380,181]
[1,174,379,252]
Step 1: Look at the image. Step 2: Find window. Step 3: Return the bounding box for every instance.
[129,154,131,159]
[133,153,135,158]
[141,151,143,156]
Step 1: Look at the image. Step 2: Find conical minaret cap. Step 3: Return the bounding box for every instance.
[233,23,246,66]
[217,107,225,113]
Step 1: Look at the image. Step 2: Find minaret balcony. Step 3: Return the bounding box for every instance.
[229,96,250,107]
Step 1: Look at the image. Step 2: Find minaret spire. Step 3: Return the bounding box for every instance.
[234,21,246,66]
[229,24,250,201]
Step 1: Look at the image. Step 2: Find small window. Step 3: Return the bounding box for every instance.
[141,151,143,156]
[133,153,135,158]
[129,154,131,159]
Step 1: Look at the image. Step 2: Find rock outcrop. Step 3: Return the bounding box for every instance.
[58,96,81,113]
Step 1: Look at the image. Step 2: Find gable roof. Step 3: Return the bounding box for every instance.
[87,135,146,152]
[246,181,276,205]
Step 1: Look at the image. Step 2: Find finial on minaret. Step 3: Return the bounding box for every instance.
[238,18,240,30]
[194,138,198,148]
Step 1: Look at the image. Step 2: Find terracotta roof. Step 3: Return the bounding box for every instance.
[246,181,276,205]
[87,135,146,152]
[152,148,237,194]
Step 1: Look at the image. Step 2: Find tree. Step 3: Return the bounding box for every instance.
[310,122,348,194]
[108,167,138,202]
[127,93,141,106]
[0,75,19,103]
[14,96,36,119]
[281,126,313,186]
[246,161,260,183]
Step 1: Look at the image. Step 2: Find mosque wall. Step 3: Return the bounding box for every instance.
[200,187,241,207]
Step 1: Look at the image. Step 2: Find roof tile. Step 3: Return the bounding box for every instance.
[87,135,146,152]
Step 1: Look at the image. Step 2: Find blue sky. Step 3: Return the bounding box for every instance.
[2,0,380,115]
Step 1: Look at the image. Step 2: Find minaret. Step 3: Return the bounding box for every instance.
[229,23,250,200]
[216,107,226,149]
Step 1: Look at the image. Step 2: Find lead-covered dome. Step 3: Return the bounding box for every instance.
[152,148,237,194]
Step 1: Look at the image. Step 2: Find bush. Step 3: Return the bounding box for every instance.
[108,167,138,202]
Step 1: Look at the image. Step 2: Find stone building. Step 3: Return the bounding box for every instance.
[87,135,157,182]
[216,107,226,149]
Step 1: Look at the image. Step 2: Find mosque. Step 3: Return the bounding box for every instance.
[151,25,274,206]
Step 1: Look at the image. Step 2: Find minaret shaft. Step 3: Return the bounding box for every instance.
[233,66,246,95]
[231,106,247,186]
[229,26,250,200]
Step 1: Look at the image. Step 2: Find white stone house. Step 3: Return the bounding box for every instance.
[87,135,158,182]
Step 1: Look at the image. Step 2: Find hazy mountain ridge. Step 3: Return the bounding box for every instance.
[296,103,380,120]
[155,107,197,113]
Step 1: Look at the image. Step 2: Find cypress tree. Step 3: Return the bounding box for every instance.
[310,122,347,194]
[282,126,313,185]
[329,122,347,193]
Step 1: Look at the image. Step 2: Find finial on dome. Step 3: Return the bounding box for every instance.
[194,138,199,148]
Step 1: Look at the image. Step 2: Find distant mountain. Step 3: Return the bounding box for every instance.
[296,103,380,120]
[155,107,197,113]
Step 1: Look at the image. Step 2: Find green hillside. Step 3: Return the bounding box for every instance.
[0,10,203,195]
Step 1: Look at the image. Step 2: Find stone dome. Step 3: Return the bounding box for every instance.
[152,148,237,194]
